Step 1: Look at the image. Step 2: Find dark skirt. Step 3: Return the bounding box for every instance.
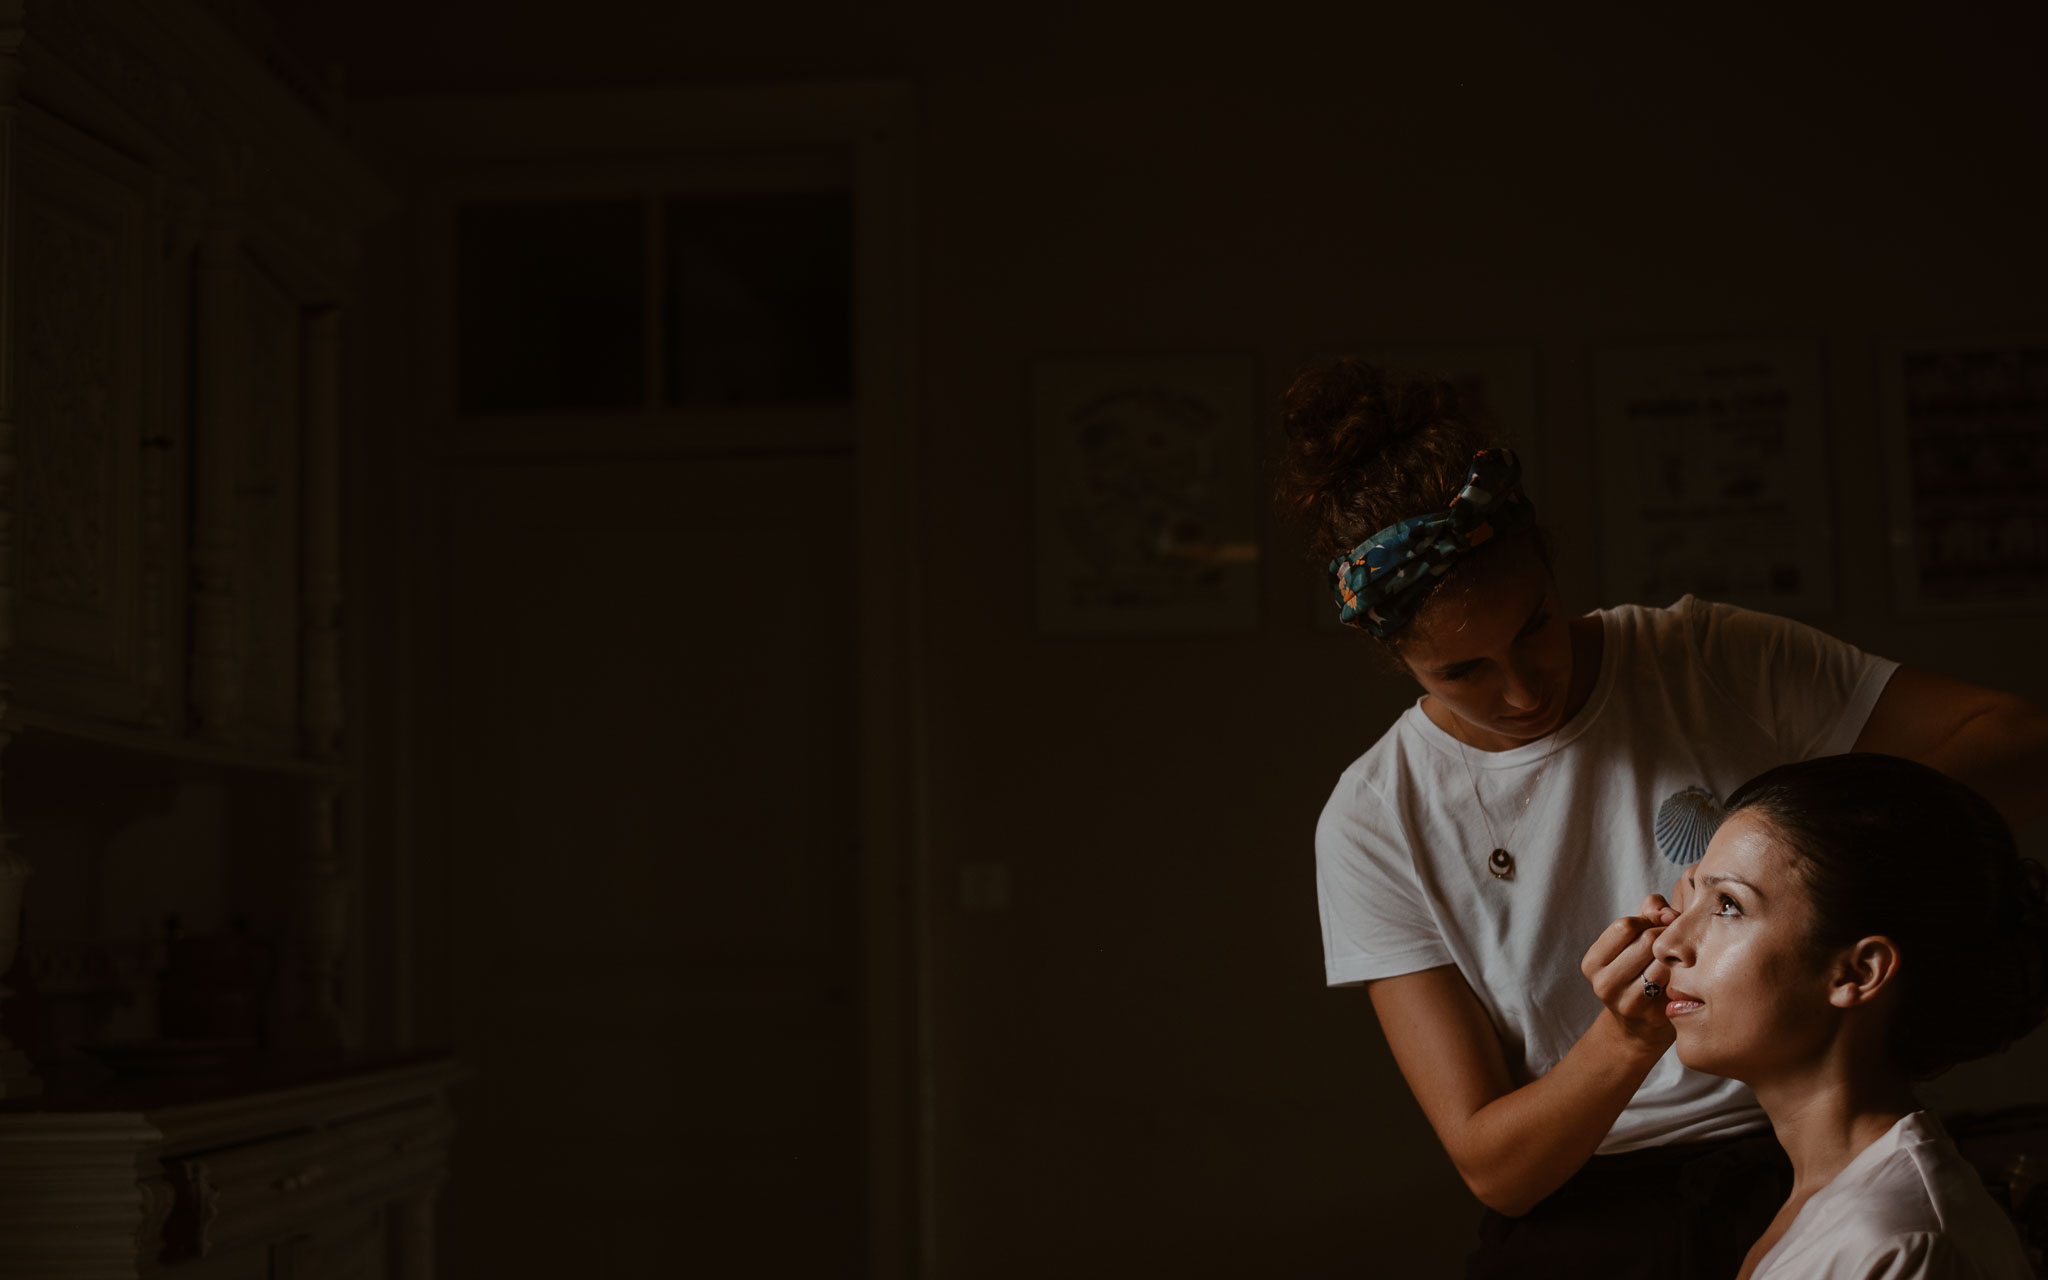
[1466,1130,1792,1280]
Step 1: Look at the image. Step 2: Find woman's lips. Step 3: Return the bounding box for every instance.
[1664,988,1704,1016]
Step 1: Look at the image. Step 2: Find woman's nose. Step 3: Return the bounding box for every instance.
[1502,660,1540,709]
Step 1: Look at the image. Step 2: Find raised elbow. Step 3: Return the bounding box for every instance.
[1458,1164,1544,1219]
[1473,1185,1541,1219]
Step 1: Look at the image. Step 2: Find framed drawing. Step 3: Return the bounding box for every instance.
[1593,341,1835,616]
[1031,356,1260,634]
[1880,338,2048,615]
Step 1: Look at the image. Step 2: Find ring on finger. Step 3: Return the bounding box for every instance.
[1641,972,1664,999]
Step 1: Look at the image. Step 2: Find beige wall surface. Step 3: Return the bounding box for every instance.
[301,2,2048,1275]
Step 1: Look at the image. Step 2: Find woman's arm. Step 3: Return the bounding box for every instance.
[1366,902,1676,1216]
[1853,666,2048,828]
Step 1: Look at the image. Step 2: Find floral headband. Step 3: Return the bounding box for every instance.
[1326,448,1535,638]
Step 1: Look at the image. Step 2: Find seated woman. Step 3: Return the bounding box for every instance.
[1648,752,2048,1280]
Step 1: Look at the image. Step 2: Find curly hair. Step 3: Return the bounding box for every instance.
[1274,358,1542,648]
[1726,753,2048,1080]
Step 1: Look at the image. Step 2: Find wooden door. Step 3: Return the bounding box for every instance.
[379,84,920,1278]
[436,449,862,1274]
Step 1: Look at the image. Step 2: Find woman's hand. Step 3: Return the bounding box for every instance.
[1580,894,1678,1050]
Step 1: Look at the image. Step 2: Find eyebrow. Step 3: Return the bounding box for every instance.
[1424,602,1549,676]
[1699,873,1765,900]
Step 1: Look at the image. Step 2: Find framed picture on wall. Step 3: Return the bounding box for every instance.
[1880,337,2048,614]
[1299,346,1542,633]
[1031,355,1260,634]
[1592,341,1836,617]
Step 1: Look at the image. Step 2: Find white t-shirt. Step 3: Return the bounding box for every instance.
[1751,1111,2033,1280]
[1315,596,1898,1153]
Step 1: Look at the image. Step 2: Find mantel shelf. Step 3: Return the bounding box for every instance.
[1,707,344,781]
[0,1050,466,1121]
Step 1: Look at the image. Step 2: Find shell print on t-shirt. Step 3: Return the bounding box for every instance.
[1654,786,1725,866]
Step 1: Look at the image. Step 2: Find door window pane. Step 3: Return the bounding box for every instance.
[456,200,645,413]
[663,191,853,408]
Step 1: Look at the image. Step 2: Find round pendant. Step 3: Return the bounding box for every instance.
[1488,848,1515,880]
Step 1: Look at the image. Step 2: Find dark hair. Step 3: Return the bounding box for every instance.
[1726,753,2048,1079]
[1273,358,1542,651]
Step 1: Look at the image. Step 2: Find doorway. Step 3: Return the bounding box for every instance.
[367,84,921,1277]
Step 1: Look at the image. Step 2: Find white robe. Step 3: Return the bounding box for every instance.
[1751,1112,2034,1280]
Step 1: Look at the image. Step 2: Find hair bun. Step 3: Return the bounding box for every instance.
[1281,359,1457,478]
[1274,358,1499,562]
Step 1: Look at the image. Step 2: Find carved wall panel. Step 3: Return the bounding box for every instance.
[234,253,304,754]
[9,105,165,726]
[20,0,214,166]
[0,0,422,1272]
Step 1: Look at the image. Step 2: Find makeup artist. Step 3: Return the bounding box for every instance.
[1280,359,2048,1278]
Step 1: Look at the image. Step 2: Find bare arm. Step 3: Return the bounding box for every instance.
[1853,666,2048,828]
[1365,901,1676,1216]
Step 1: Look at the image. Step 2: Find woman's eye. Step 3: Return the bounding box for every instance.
[1714,894,1741,917]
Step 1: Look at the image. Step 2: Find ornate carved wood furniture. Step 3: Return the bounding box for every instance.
[0,1,455,1273]
[0,1057,461,1279]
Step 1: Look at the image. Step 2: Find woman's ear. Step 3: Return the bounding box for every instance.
[1828,936,1901,1009]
